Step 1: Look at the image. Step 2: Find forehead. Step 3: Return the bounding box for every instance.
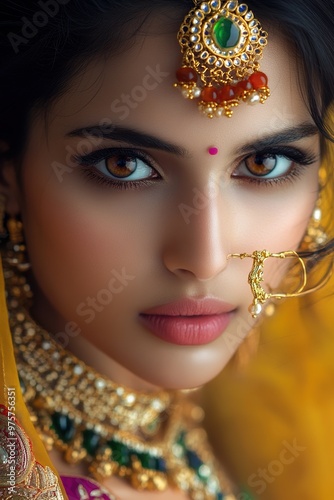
[48,20,312,150]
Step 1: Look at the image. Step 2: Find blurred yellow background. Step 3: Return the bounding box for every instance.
[204,260,334,500]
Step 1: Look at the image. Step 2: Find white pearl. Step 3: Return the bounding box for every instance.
[125,394,136,405]
[193,87,202,98]
[248,92,261,105]
[95,378,106,390]
[313,208,322,221]
[73,365,83,376]
[249,303,262,317]
[152,399,164,411]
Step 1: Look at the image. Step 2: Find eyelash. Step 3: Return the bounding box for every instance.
[233,146,317,188]
[73,148,159,191]
[73,146,317,191]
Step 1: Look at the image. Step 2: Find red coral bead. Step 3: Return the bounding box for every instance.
[201,86,219,103]
[218,85,236,102]
[176,67,198,83]
[234,79,253,98]
[249,71,268,89]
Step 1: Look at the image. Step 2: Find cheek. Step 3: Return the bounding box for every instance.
[20,161,160,318]
[234,178,317,249]
[230,170,318,290]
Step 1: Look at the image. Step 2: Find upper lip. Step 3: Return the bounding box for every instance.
[140,297,236,316]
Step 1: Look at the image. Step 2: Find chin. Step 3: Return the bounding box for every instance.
[124,354,230,391]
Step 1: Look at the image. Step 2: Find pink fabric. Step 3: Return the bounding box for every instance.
[61,475,117,500]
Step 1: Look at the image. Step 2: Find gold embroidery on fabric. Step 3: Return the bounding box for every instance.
[0,406,64,499]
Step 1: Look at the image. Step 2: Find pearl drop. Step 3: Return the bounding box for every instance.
[247,92,261,105]
[249,303,262,317]
[313,208,322,221]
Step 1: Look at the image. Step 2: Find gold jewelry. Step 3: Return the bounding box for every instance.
[0,406,64,499]
[6,216,31,272]
[174,0,270,118]
[301,203,328,252]
[4,260,237,500]
[0,194,6,238]
[228,249,331,318]
[300,166,329,252]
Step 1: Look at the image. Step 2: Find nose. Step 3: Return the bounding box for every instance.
[162,182,229,281]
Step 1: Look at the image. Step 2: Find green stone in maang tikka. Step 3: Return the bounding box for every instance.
[213,17,241,49]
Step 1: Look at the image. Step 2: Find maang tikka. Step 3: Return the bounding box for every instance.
[174,0,270,118]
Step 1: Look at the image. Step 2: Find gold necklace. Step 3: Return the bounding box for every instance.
[4,262,237,500]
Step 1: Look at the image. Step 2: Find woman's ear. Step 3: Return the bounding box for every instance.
[0,142,22,217]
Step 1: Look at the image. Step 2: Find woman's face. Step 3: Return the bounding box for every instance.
[4,22,320,389]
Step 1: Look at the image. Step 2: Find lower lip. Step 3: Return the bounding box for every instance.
[139,313,233,346]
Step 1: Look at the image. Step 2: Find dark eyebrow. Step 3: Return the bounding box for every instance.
[238,123,319,154]
[67,124,189,157]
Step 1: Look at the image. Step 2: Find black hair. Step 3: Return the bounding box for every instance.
[0,0,333,259]
[0,0,334,156]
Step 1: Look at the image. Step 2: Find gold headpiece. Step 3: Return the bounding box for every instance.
[174,0,270,118]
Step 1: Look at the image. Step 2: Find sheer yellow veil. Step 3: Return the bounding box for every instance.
[0,256,66,498]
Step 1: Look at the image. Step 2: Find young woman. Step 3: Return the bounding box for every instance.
[0,0,333,498]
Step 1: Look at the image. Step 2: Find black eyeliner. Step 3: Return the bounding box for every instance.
[73,147,156,169]
[246,146,318,166]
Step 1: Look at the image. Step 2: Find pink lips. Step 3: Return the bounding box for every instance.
[139,298,236,346]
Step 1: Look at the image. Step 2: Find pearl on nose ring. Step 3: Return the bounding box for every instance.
[208,147,219,156]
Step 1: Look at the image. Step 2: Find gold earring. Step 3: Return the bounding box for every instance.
[300,201,328,252]
[300,167,329,252]
[228,249,330,318]
[0,194,6,238]
[6,216,31,272]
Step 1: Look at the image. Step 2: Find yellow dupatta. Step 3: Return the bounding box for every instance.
[0,256,67,498]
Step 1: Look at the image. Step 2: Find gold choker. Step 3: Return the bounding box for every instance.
[4,262,237,500]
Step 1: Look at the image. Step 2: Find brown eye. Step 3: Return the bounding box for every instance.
[106,155,137,178]
[245,154,277,176]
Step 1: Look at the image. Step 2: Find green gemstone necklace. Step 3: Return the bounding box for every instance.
[4,262,237,500]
